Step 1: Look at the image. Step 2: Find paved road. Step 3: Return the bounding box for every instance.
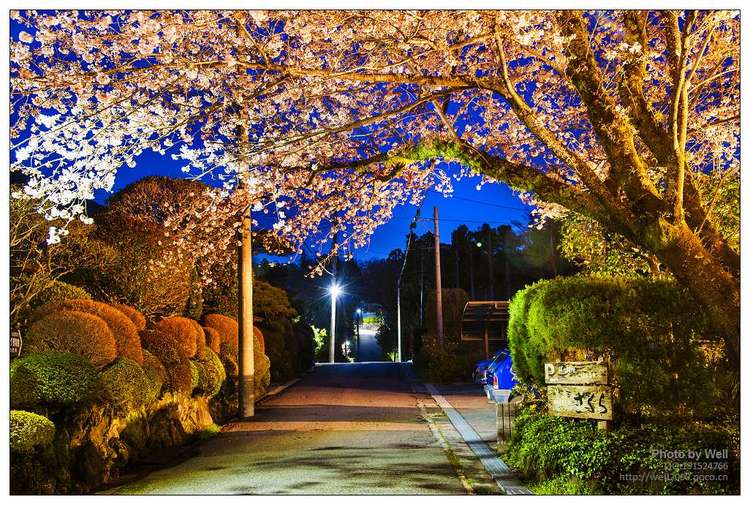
[356,322,383,361]
[110,363,466,495]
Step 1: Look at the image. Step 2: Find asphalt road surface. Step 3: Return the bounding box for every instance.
[109,362,466,495]
[356,321,384,361]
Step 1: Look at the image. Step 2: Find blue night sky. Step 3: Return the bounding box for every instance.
[95,149,533,261]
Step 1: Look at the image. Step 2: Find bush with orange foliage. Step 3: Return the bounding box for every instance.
[202,313,265,354]
[203,326,222,354]
[31,299,142,364]
[140,329,192,394]
[110,302,147,331]
[153,316,203,358]
[24,310,117,369]
[186,318,206,360]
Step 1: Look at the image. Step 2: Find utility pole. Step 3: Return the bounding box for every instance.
[433,207,444,347]
[396,208,419,363]
[487,228,495,300]
[238,206,255,418]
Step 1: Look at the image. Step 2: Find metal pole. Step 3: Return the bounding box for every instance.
[329,291,336,363]
[238,207,255,418]
[434,207,444,347]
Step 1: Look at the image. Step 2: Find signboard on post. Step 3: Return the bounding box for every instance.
[10,329,22,358]
[545,360,613,428]
[544,361,608,385]
[547,384,613,420]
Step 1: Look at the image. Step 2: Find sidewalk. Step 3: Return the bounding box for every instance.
[426,382,531,495]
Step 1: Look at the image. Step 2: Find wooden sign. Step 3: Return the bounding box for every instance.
[544,361,608,385]
[10,329,23,357]
[547,385,613,421]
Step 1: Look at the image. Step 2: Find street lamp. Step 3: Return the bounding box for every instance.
[329,283,342,363]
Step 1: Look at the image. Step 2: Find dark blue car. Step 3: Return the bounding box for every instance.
[484,350,518,403]
[472,349,505,385]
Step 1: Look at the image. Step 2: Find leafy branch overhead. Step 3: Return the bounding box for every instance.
[10,10,739,359]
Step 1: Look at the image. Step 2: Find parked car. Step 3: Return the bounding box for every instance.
[484,351,518,403]
[472,349,506,385]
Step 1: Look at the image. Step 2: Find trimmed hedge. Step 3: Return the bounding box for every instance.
[110,302,147,331]
[508,275,719,417]
[141,349,167,401]
[189,361,200,391]
[187,318,207,360]
[10,410,56,453]
[153,316,200,358]
[24,310,117,369]
[33,299,143,364]
[506,406,739,495]
[140,329,193,394]
[19,280,91,323]
[203,313,238,351]
[98,358,152,412]
[203,326,222,354]
[11,351,98,408]
[195,348,226,398]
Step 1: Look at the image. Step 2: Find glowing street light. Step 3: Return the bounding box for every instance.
[329,282,342,363]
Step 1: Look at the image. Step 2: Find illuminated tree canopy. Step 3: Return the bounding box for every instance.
[10,10,740,359]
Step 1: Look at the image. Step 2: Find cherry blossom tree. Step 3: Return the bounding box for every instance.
[10,10,740,362]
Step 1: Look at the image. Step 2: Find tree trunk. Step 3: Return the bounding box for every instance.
[655,222,739,366]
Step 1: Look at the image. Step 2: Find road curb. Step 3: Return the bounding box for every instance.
[424,383,532,495]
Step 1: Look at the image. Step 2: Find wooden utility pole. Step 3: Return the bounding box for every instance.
[238,206,255,418]
[433,207,444,347]
[487,229,495,300]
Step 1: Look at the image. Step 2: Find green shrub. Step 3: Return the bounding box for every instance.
[98,358,152,412]
[506,406,739,495]
[194,348,226,398]
[413,336,478,383]
[508,275,720,418]
[16,280,91,325]
[10,410,55,453]
[255,352,271,398]
[141,349,167,402]
[189,361,200,391]
[11,351,98,408]
[140,329,192,394]
[24,310,118,369]
[33,299,143,364]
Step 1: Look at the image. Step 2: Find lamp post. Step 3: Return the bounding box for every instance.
[329,283,341,363]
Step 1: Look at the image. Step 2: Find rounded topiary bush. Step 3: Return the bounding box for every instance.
[255,352,271,398]
[11,351,98,408]
[195,348,226,397]
[10,410,55,453]
[203,326,222,354]
[98,358,152,412]
[153,316,200,358]
[17,280,91,325]
[141,349,167,401]
[110,302,147,331]
[140,329,192,394]
[186,318,207,360]
[203,313,238,350]
[189,361,200,392]
[24,310,117,369]
[254,326,266,354]
[32,299,143,364]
